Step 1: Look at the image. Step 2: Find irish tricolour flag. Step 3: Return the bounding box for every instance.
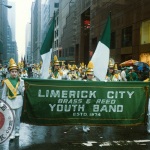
[91,15,111,81]
[40,16,54,79]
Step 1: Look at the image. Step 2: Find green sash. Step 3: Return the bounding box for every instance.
[4,77,20,99]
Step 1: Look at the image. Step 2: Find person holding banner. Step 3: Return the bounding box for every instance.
[120,67,127,81]
[61,61,69,80]
[82,61,97,132]
[112,64,122,81]
[105,60,115,82]
[1,58,25,140]
[50,55,63,80]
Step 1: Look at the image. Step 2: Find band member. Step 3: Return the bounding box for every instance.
[50,55,63,80]
[105,61,115,82]
[67,66,78,80]
[126,66,139,81]
[112,64,122,81]
[20,68,28,78]
[61,61,69,80]
[120,67,127,81]
[1,58,25,140]
[82,61,96,132]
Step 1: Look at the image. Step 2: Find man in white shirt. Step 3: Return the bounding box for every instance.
[121,67,127,81]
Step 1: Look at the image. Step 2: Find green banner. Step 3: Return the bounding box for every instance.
[21,79,149,126]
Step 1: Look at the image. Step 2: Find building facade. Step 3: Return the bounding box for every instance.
[7,1,18,64]
[41,0,59,61]
[7,1,15,41]
[31,0,41,64]
[0,0,8,64]
[11,41,18,63]
[25,23,31,64]
[31,0,59,64]
[59,0,91,65]
[58,0,150,66]
[41,0,59,42]
[90,0,150,65]
[53,9,59,57]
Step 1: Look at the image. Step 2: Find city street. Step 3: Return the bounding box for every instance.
[1,0,150,149]
[0,123,150,150]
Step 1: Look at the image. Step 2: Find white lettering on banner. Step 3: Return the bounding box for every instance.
[50,90,60,97]
[81,91,88,98]
[96,99,116,104]
[89,91,96,98]
[49,104,56,111]
[107,91,134,99]
[127,91,134,98]
[49,104,85,112]
[69,91,76,98]
[46,90,49,97]
[38,89,45,97]
[86,99,91,104]
[38,90,97,98]
[93,105,123,112]
[58,99,83,104]
[62,91,68,98]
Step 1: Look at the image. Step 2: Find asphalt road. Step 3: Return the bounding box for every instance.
[0,124,150,150]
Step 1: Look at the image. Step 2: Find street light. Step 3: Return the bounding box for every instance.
[0,3,12,8]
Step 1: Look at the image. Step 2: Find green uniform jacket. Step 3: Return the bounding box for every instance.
[126,72,139,81]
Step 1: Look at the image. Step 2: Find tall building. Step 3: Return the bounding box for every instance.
[59,0,150,66]
[31,0,59,64]
[12,41,18,63]
[7,0,18,63]
[31,2,35,64]
[7,1,15,41]
[0,0,3,64]
[0,0,9,64]
[59,0,90,64]
[6,24,18,63]
[41,0,59,49]
[7,24,12,62]
[53,9,59,57]
[90,0,150,65]
[31,0,41,64]
[25,23,31,64]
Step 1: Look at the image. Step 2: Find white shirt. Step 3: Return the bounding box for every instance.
[121,70,127,81]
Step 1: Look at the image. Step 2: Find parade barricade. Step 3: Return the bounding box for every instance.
[21,79,149,127]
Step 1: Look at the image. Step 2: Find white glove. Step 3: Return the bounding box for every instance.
[0,102,3,107]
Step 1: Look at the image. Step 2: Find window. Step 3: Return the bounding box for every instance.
[69,47,74,56]
[110,32,116,49]
[54,3,59,8]
[65,48,68,57]
[55,41,57,48]
[56,40,58,47]
[59,50,62,57]
[56,30,58,37]
[122,26,132,47]
[57,17,58,25]
[55,19,57,27]
[141,20,150,44]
